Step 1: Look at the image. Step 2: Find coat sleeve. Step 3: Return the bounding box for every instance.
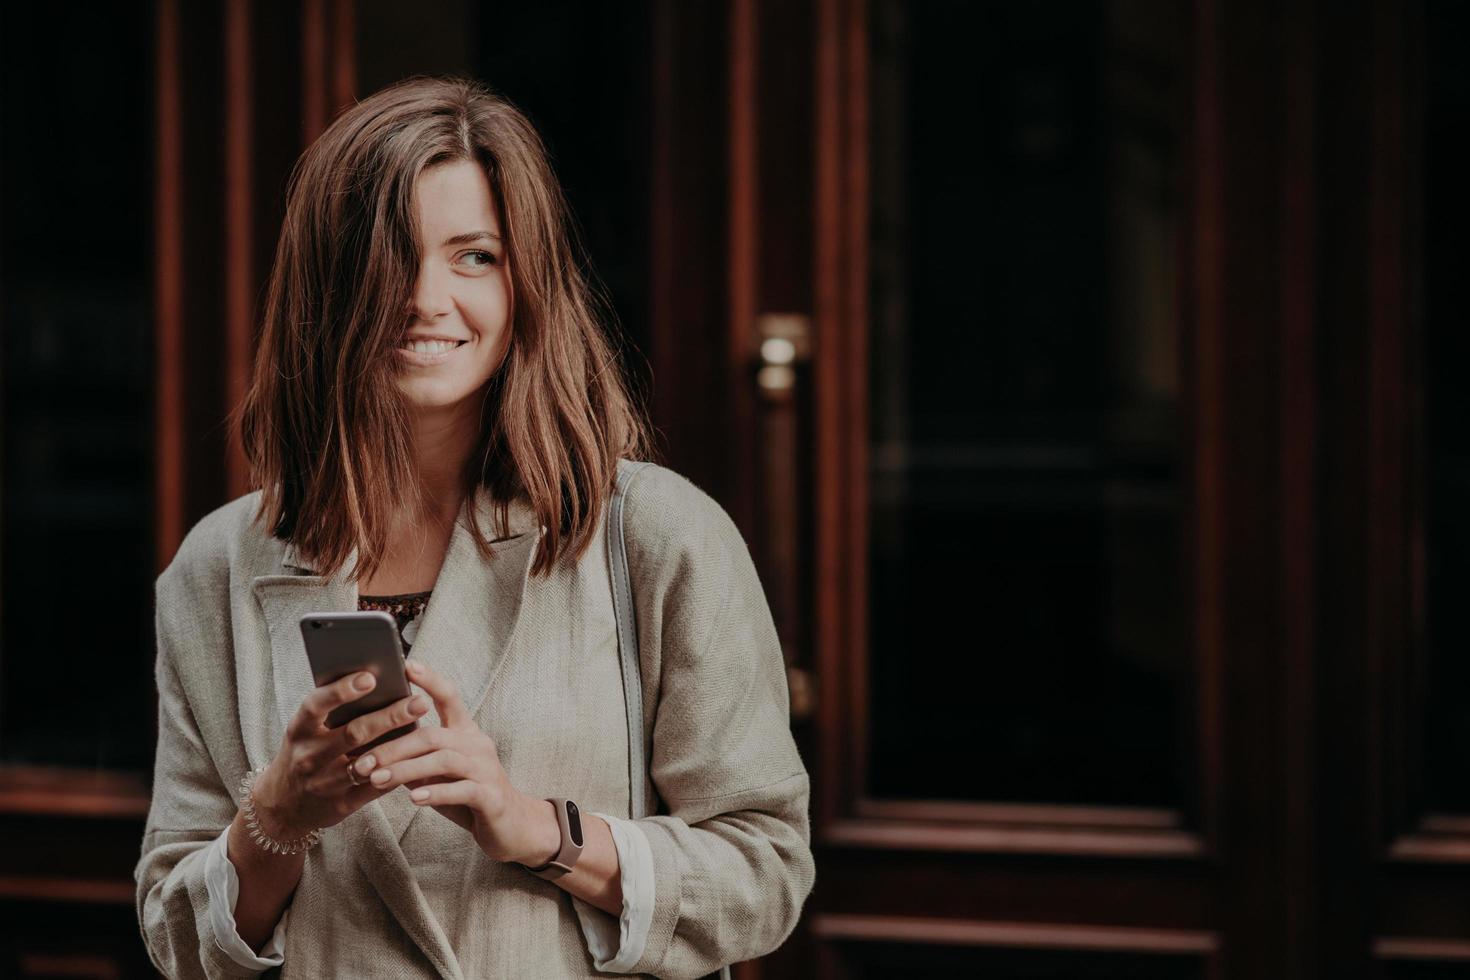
[135,562,280,980]
[621,470,817,980]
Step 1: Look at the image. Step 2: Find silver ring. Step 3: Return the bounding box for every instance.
[347,759,366,787]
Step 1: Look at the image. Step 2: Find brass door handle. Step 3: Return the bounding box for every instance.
[756,312,812,397]
[788,665,816,721]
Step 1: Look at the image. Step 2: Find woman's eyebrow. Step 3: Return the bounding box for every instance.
[440,230,501,247]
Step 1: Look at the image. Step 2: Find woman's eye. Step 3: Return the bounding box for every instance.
[461,250,498,268]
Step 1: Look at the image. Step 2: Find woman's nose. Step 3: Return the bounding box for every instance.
[408,266,452,321]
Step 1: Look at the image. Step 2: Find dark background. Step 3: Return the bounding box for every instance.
[2,1,1466,978]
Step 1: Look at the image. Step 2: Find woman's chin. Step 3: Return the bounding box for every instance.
[398,388,480,416]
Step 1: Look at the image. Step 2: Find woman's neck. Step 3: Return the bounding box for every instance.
[407,402,481,524]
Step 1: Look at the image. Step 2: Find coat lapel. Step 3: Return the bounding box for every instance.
[247,486,544,980]
[248,571,356,771]
[374,500,544,843]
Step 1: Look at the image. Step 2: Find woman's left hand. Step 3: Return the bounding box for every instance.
[351,658,553,866]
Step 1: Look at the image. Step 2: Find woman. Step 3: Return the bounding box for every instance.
[134,74,815,980]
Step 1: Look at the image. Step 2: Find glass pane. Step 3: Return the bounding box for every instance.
[1422,0,1470,812]
[0,4,156,769]
[866,0,1187,807]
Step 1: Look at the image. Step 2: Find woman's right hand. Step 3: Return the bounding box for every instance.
[250,671,431,840]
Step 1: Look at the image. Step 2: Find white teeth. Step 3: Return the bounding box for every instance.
[403,339,460,355]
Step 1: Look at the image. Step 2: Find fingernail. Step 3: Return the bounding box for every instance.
[410,696,427,712]
[371,768,391,784]
[354,673,374,690]
[357,755,376,772]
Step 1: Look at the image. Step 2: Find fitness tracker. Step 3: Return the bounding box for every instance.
[518,797,584,880]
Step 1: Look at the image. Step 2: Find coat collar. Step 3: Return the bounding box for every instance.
[248,485,545,980]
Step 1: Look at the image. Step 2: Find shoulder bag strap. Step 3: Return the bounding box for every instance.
[608,458,654,820]
[608,459,732,980]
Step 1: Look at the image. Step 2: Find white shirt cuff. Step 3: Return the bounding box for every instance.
[570,812,655,972]
[203,825,289,969]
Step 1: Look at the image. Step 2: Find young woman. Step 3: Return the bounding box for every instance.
[135,75,814,980]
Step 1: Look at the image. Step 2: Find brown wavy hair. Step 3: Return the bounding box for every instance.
[231,74,657,581]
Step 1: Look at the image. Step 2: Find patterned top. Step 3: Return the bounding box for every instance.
[358,589,432,656]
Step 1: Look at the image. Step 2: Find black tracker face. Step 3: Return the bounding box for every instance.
[564,800,584,846]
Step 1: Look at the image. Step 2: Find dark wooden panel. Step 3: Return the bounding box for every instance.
[1313,0,1379,970]
[649,0,735,499]
[1375,953,1470,979]
[860,0,1192,812]
[814,850,1214,929]
[0,897,158,979]
[0,0,156,773]
[815,925,1214,980]
[1316,0,1470,964]
[1416,0,1470,824]
[1379,865,1470,937]
[828,798,1203,858]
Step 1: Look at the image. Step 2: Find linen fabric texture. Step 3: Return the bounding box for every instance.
[202,804,658,972]
[134,461,815,979]
[200,568,659,973]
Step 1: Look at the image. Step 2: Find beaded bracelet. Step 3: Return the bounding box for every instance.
[238,766,323,856]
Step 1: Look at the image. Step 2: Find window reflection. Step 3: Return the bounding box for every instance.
[0,5,155,770]
[1422,0,1470,814]
[866,0,1187,807]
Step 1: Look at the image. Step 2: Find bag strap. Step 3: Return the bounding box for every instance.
[608,458,655,820]
[608,459,732,980]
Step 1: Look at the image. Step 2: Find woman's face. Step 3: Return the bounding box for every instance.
[395,158,513,416]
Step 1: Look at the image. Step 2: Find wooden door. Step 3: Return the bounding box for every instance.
[709,0,1470,976]
[802,1,1222,975]
[1316,0,1470,974]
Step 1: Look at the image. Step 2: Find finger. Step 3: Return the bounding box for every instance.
[335,746,397,802]
[342,774,395,810]
[405,660,472,729]
[404,774,453,789]
[291,671,377,739]
[333,691,430,759]
[351,724,456,774]
[366,748,469,792]
[407,778,482,809]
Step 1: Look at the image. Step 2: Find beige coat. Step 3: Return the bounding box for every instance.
[134,462,815,979]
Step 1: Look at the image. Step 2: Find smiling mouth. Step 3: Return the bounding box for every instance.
[398,339,468,354]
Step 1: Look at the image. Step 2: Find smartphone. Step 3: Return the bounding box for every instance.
[299,611,420,757]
